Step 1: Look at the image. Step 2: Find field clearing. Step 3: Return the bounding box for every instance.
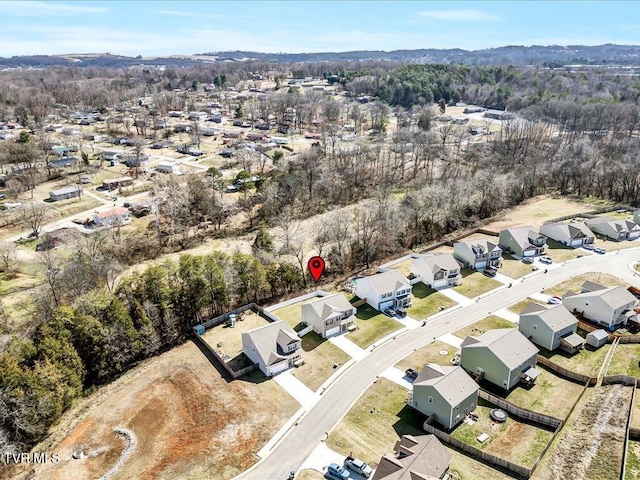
[451,398,553,466]
[539,344,611,377]
[347,304,403,348]
[396,340,458,372]
[200,311,269,361]
[407,282,457,320]
[271,297,317,330]
[545,238,593,262]
[453,269,502,298]
[15,341,298,480]
[504,366,584,419]
[453,316,515,340]
[543,272,627,297]
[292,332,350,392]
[607,344,640,378]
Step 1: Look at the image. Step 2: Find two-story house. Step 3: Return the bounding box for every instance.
[562,281,637,329]
[519,303,585,353]
[301,293,356,338]
[410,254,462,289]
[585,217,640,241]
[498,226,546,257]
[241,321,303,376]
[355,270,412,312]
[453,238,503,270]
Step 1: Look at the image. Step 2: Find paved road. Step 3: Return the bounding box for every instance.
[242,249,640,480]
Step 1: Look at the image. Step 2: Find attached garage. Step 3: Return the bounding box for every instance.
[325,326,340,337]
[570,238,584,247]
[474,261,487,270]
[629,231,640,239]
[433,279,448,289]
[267,360,290,377]
[523,249,536,257]
[379,300,394,311]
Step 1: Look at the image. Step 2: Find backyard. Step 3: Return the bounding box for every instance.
[200,311,269,365]
[544,272,627,297]
[453,316,515,341]
[407,282,457,320]
[347,304,403,348]
[538,344,611,377]
[453,269,503,298]
[271,297,318,331]
[606,344,640,378]
[291,331,351,392]
[396,340,459,372]
[451,398,553,467]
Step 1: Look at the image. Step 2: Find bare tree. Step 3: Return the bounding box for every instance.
[21,203,50,237]
[0,241,17,271]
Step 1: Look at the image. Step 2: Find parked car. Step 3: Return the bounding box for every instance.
[405,368,419,380]
[594,247,606,254]
[521,257,534,264]
[547,297,561,305]
[383,308,396,317]
[396,307,407,318]
[483,266,497,277]
[539,256,553,264]
[327,463,350,480]
[344,456,373,478]
[583,243,595,251]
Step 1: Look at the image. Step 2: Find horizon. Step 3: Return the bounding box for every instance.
[1,1,639,57]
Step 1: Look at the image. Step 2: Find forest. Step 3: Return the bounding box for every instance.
[1,58,640,453]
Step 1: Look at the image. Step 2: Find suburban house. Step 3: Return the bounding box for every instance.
[562,281,637,329]
[540,221,595,247]
[100,151,121,162]
[123,154,150,168]
[241,321,303,377]
[93,207,131,227]
[498,226,547,257]
[156,162,182,174]
[49,186,82,202]
[355,270,412,311]
[102,176,133,190]
[410,254,462,289]
[519,303,585,353]
[300,293,356,338]
[585,217,640,241]
[460,329,539,391]
[372,434,452,480]
[410,364,479,430]
[453,238,503,270]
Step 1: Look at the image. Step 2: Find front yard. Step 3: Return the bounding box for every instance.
[507,298,545,315]
[407,282,457,320]
[538,344,611,377]
[451,398,553,467]
[396,340,458,372]
[291,332,350,392]
[453,269,503,298]
[543,272,627,297]
[347,304,403,349]
[545,238,592,262]
[453,316,515,341]
[498,253,535,279]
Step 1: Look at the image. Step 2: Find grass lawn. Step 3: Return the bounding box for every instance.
[607,344,640,378]
[200,311,269,360]
[327,378,423,466]
[388,257,413,276]
[271,297,317,331]
[626,441,640,480]
[538,344,611,377]
[544,272,627,297]
[451,398,553,467]
[347,304,403,349]
[396,340,458,372]
[593,236,640,252]
[292,332,350,392]
[507,298,545,315]
[453,269,502,298]
[297,470,326,480]
[595,211,634,221]
[453,316,515,340]
[447,447,514,480]
[545,238,592,262]
[504,366,584,419]
[498,253,535,279]
[407,282,457,320]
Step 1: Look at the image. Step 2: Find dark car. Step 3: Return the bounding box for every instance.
[396,307,407,318]
[405,368,419,380]
[483,266,497,277]
[383,308,396,317]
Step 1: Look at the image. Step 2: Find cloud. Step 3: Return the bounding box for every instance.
[417,9,499,22]
[4,1,108,15]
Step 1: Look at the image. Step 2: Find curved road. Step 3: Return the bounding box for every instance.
[242,249,640,480]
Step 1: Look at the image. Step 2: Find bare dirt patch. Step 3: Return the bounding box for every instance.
[12,341,298,480]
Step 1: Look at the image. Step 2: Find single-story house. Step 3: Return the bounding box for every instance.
[122,154,149,168]
[50,186,82,202]
[100,151,121,162]
[586,329,610,349]
[301,293,356,338]
[540,221,595,247]
[460,328,539,390]
[585,217,640,241]
[372,434,452,480]
[93,207,131,227]
[453,238,502,270]
[562,281,637,329]
[411,254,462,289]
[102,176,133,190]
[498,226,546,257]
[483,109,515,120]
[411,364,479,430]
[519,303,584,353]
[241,321,303,376]
[156,162,181,174]
[355,270,412,312]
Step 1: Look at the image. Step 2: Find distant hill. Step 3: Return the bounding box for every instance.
[2,44,640,69]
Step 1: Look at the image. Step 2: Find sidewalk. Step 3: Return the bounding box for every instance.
[438,288,475,306]
[380,366,413,390]
[493,307,520,324]
[330,335,367,361]
[274,371,319,410]
[437,332,464,348]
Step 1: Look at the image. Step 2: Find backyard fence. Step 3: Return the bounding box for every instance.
[614,335,640,344]
[621,380,637,480]
[602,375,640,387]
[191,333,257,380]
[542,205,636,225]
[536,355,597,386]
[478,390,562,430]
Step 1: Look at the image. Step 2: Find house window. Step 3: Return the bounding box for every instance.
[325,319,333,326]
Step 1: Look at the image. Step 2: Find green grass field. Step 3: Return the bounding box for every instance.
[407,282,457,320]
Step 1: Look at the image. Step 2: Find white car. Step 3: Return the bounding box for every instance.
[539,256,553,264]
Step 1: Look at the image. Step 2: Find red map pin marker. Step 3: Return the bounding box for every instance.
[308,256,325,283]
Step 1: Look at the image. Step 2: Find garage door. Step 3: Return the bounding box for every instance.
[379,300,394,311]
[475,261,486,270]
[570,239,583,247]
[433,279,448,288]
[268,361,289,376]
[523,250,536,257]
[325,326,340,337]
[629,231,640,239]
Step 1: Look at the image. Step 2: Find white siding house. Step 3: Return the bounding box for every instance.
[355,270,412,311]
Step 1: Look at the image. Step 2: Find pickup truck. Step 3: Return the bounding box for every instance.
[344,456,373,478]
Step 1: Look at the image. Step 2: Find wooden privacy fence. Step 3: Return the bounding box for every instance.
[478,390,562,430]
[602,375,640,387]
[621,380,637,480]
[191,333,257,380]
[536,355,597,386]
[542,205,636,225]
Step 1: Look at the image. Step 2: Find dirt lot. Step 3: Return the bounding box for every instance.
[534,386,630,480]
[291,332,350,392]
[10,341,298,480]
[453,316,515,340]
[543,272,627,296]
[407,282,457,320]
[453,269,502,298]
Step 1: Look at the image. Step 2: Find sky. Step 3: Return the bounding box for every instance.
[0,1,639,57]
